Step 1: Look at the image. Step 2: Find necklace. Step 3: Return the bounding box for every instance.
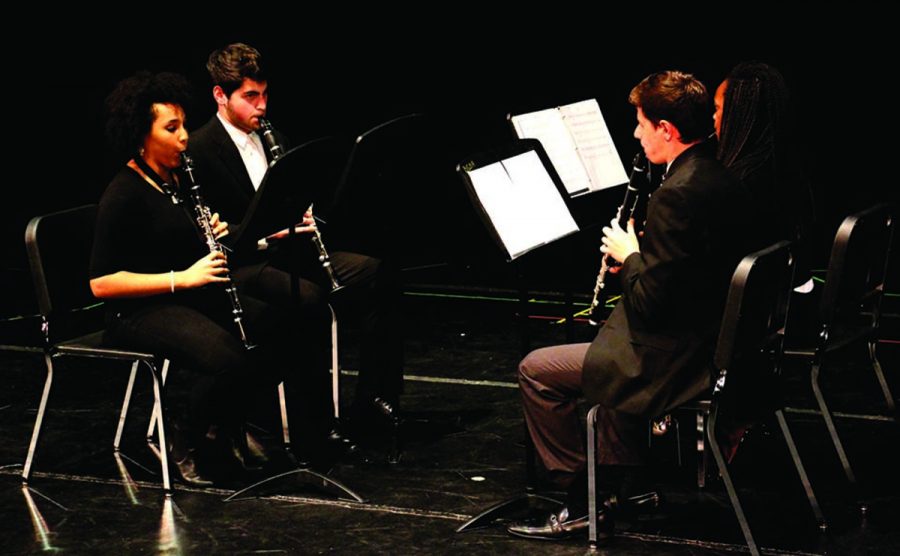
[133,157,181,204]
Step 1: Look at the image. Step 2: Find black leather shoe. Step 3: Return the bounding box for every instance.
[506,504,614,541]
[351,397,401,432]
[168,425,214,487]
[229,428,269,472]
[326,421,359,455]
[172,449,214,487]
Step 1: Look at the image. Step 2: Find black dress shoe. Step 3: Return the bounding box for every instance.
[350,397,402,462]
[326,421,359,455]
[168,424,214,487]
[506,503,614,541]
[228,428,270,472]
[172,449,214,487]
[351,397,401,432]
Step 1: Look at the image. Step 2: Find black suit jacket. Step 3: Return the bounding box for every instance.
[188,116,288,228]
[582,141,753,417]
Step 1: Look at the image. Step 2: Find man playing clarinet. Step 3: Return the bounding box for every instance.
[506,70,755,542]
[188,43,405,457]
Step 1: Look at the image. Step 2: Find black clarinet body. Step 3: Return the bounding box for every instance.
[587,152,649,326]
[180,153,254,349]
[258,118,343,293]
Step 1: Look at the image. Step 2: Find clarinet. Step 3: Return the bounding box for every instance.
[258,118,344,292]
[587,152,649,326]
[180,153,254,349]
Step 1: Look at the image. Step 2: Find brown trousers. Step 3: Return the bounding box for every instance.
[517,343,647,484]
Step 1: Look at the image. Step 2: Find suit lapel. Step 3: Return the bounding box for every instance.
[210,117,257,199]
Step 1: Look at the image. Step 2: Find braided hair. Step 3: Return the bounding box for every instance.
[716,62,790,185]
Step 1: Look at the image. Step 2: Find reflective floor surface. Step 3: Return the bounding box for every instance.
[1,292,898,555]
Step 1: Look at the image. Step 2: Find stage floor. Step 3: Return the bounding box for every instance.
[1,291,898,555]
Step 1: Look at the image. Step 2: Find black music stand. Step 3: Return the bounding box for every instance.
[328,113,455,462]
[222,137,363,503]
[229,137,346,255]
[327,113,429,259]
[455,139,579,532]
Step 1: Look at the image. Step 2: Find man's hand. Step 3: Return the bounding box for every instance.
[266,209,317,240]
[210,212,229,240]
[600,218,640,263]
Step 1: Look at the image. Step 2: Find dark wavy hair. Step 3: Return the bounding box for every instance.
[105,71,192,161]
[206,43,266,97]
[628,70,711,143]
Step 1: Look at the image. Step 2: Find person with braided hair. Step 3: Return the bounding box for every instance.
[714,61,815,289]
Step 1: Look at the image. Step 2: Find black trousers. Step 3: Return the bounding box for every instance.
[233,246,404,409]
[106,290,331,441]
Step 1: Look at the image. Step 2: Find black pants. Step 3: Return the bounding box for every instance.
[234,247,404,409]
[106,290,331,441]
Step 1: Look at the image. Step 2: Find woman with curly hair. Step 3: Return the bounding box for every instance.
[91,72,322,485]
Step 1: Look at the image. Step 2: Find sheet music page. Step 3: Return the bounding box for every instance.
[511,109,592,196]
[558,99,628,191]
[467,151,579,259]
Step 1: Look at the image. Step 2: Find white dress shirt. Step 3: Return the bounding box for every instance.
[217,113,268,190]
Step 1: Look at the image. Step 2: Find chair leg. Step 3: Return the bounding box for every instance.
[114,361,140,451]
[696,410,707,489]
[674,417,682,467]
[810,361,857,485]
[278,382,291,451]
[869,340,896,414]
[146,360,170,441]
[145,360,171,493]
[330,306,340,419]
[22,354,54,484]
[775,409,827,530]
[587,405,600,548]
[708,402,760,556]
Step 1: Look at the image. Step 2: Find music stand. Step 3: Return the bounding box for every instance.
[222,136,364,503]
[229,137,347,256]
[455,139,578,531]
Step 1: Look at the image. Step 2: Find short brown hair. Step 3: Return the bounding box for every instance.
[629,70,711,143]
[206,43,266,97]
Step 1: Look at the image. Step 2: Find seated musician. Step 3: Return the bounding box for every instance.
[506,70,755,541]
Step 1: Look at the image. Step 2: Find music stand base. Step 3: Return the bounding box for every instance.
[455,492,563,533]
[223,468,365,503]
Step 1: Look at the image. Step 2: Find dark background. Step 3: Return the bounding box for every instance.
[2,20,892,319]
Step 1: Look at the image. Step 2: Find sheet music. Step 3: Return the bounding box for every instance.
[558,99,628,191]
[467,150,579,259]
[510,109,592,196]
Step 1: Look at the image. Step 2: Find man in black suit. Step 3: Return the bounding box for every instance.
[188,43,404,449]
[507,70,753,541]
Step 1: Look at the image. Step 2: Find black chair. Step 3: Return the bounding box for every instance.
[784,203,896,498]
[22,205,173,492]
[587,241,826,556]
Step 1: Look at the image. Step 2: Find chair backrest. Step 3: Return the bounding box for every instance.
[819,203,894,336]
[24,205,101,342]
[714,241,795,392]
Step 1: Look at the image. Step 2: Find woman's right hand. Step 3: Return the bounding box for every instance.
[178,251,230,289]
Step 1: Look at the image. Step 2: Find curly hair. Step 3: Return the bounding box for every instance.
[206,43,266,97]
[105,71,192,161]
[628,70,711,143]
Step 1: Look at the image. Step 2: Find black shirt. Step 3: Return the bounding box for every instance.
[90,166,218,315]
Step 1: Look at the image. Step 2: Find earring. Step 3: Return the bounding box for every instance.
[138,147,145,157]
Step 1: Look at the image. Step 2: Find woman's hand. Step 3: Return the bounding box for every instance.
[178,251,230,289]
